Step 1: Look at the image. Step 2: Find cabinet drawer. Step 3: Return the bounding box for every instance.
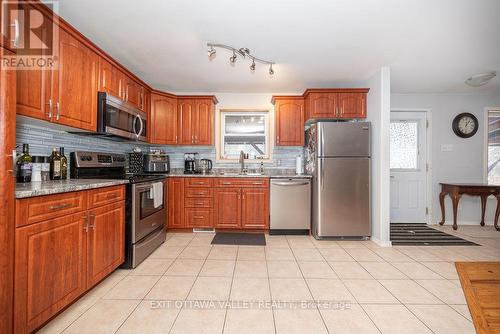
[185,197,213,208]
[215,178,269,188]
[185,208,212,228]
[88,185,125,208]
[185,188,212,198]
[16,191,87,227]
[185,178,213,188]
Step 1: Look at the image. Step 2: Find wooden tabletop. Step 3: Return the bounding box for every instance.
[439,183,500,188]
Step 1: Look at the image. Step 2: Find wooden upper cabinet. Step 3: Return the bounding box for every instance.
[14,213,87,333]
[178,98,195,145]
[273,97,304,146]
[305,92,338,119]
[168,178,185,228]
[304,89,369,120]
[123,76,144,110]
[86,201,124,288]
[150,93,178,145]
[338,92,367,118]
[241,188,269,229]
[98,57,122,98]
[214,188,241,228]
[52,29,98,131]
[193,99,214,145]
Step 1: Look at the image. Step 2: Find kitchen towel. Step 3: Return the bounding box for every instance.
[151,182,163,208]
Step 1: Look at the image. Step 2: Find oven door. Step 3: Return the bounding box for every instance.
[132,182,166,242]
[98,92,147,142]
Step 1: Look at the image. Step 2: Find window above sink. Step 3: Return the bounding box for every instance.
[217,110,272,162]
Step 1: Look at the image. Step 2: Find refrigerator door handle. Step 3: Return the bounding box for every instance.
[320,160,324,190]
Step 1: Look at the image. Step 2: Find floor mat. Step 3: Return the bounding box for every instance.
[456,262,500,333]
[211,232,266,246]
[390,223,478,246]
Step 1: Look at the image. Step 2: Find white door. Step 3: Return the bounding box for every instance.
[390,111,428,223]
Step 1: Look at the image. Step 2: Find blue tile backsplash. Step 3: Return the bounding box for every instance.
[16,121,304,172]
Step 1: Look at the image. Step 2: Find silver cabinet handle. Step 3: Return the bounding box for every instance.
[175,135,178,143]
[11,19,19,47]
[194,135,197,143]
[83,214,89,232]
[47,99,53,119]
[191,135,194,144]
[7,149,17,174]
[56,102,60,120]
[50,203,71,211]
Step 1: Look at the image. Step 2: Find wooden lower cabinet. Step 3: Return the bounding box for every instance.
[241,188,269,229]
[214,188,242,228]
[14,187,125,333]
[14,213,88,333]
[168,178,185,228]
[185,208,212,228]
[86,201,125,288]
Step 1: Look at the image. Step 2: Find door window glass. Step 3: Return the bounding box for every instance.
[390,121,418,169]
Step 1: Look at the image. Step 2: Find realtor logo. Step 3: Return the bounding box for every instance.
[1,1,58,69]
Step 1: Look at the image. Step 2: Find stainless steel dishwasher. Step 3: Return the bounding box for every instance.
[270,178,311,235]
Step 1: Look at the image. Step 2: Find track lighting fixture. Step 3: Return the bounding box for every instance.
[207,46,216,59]
[207,43,275,76]
[229,51,237,65]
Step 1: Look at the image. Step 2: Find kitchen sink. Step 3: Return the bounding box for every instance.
[217,171,264,176]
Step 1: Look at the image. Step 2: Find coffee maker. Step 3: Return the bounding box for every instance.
[184,153,200,174]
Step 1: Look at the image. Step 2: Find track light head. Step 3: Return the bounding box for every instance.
[268,64,274,76]
[229,51,237,65]
[207,46,216,59]
[250,59,256,71]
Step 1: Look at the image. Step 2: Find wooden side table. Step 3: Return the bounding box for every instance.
[439,183,500,231]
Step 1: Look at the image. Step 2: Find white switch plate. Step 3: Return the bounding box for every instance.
[441,144,454,152]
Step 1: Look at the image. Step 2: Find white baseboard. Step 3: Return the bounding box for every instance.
[371,236,392,247]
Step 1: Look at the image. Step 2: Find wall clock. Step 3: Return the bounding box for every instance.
[452,113,478,138]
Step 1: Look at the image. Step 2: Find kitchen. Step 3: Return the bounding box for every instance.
[1,1,499,334]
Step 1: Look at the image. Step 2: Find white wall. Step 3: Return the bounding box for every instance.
[391,93,500,225]
[363,67,392,245]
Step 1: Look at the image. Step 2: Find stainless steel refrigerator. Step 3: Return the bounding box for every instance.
[305,120,371,239]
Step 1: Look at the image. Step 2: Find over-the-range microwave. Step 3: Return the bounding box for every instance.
[70,92,147,142]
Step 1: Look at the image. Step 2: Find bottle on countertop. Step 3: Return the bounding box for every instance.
[49,148,62,180]
[16,144,33,183]
[60,147,68,179]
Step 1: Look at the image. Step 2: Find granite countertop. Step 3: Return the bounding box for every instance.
[167,169,313,179]
[15,179,129,199]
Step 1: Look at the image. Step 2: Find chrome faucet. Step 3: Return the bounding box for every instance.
[239,151,247,174]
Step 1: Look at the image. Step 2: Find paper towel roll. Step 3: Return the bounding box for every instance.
[296,155,304,174]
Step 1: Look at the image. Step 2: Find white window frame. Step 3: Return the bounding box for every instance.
[216,108,273,163]
[484,108,500,184]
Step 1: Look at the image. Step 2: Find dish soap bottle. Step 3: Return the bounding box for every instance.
[16,144,33,183]
[60,147,68,179]
[49,148,62,180]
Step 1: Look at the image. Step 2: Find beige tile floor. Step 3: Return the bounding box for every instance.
[37,225,500,334]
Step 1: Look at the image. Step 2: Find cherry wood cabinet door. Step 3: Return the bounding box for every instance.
[87,201,125,288]
[193,99,214,145]
[53,29,98,131]
[98,57,122,98]
[305,92,338,119]
[275,98,304,146]
[124,77,143,109]
[14,213,87,334]
[168,178,185,228]
[150,94,178,144]
[241,188,269,229]
[178,99,195,145]
[337,92,366,118]
[15,10,52,121]
[0,46,15,334]
[214,188,241,228]
[185,208,213,228]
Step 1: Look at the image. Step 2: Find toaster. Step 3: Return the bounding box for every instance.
[143,154,170,173]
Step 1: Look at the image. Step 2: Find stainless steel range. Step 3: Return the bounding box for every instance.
[70,151,166,268]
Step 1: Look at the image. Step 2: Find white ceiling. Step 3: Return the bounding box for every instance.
[53,0,500,94]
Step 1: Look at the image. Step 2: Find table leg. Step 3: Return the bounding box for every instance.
[480,194,489,226]
[495,195,500,231]
[439,191,446,225]
[451,193,461,230]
